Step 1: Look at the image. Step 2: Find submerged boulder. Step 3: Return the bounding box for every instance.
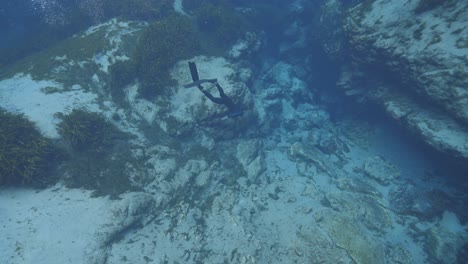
[166,56,256,140]
[363,155,400,186]
[236,139,266,180]
[253,61,319,133]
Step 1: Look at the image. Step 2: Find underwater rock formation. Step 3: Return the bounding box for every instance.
[316,208,385,264]
[253,61,323,133]
[1,3,467,263]
[229,32,263,60]
[423,213,468,264]
[236,139,266,181]
[339,0,468,160]
[311,0,346,62]
[363,155,400,185]
[389,183,468,222]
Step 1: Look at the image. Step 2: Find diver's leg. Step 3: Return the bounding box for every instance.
[214,82,229,99]
[199,85,225,105]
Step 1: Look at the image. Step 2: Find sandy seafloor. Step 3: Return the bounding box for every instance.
[0,72,466,263]
[0,9,467,264]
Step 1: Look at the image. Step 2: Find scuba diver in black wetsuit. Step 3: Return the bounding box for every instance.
[184,61,244,118]
[197,81,244,118]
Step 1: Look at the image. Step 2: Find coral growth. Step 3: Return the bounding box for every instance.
[0,108,55,186]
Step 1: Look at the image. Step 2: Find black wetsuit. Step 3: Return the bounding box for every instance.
[198,82,243,118]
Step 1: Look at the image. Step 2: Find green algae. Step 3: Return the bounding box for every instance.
[0,28,109,93]
[1,20,144,93]
[0,109,56,186]
[57,109,120,154]
[134,14,200,99]
[57,109,139,197]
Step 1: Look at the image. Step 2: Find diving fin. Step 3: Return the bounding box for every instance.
[185,61,217,88]
[188,61,199,82]
[184,78,218,88]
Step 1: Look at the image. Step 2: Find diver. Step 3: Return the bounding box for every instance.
[184,61,244,118]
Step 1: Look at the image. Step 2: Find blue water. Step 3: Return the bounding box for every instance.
[1,0,466,263]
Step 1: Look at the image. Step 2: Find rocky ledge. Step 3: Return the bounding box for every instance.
[339,0,468,160]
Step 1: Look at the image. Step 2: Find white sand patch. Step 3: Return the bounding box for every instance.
[125,83,160,125]
[173,0,188,16]
[82,19,116,37]
[91,20,145,73]
[0,74,100,138]
[229,39,249,58]
[54,55,67,61]
[361,0,413,26]
[0,186,110,264]
[93,52,112,73]
[440,211,468,233]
